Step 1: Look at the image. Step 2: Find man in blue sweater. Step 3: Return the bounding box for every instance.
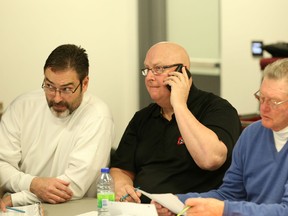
[155,58,288,216]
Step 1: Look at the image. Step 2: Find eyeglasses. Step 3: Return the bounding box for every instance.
[254,90,288,109]
[42,81,81,96]
[141,63,182,76]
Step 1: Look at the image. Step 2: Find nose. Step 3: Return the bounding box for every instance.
[146,69,156,79]
[52,90,63,103]
[260,100,271,112]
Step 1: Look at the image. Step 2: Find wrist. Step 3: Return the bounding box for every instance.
[3,195,12,207]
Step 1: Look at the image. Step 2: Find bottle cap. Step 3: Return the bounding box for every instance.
[101,167,110,173]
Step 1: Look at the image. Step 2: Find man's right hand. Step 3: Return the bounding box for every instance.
[30,177,73,204]
[116,184,141,203]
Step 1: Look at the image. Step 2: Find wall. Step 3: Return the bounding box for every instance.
[167,0,288,115]
[166,0,221,96]
[221,0,288,115]
[0,0,139,148]
[1,1,288,148]
[167,0,220,60]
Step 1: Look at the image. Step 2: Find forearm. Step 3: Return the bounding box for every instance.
[58,143,111,200]
[174,104,227,170]
[177,190,225,203]
[0,161,35,193]
[224,200,288,216]
[110,168,135,190]
[110,168,140,202]
[57,117,114,200]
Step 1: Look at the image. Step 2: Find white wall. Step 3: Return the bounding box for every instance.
[167,0,220,59]
[167,0,221,76]
[167,0,288,115]
[1,1,288,147]
[0,0,139,148]
[221,0,288,115]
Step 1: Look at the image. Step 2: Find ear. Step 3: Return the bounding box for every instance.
[82,76,89,93]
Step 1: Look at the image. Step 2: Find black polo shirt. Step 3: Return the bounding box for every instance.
[111,84,241,203]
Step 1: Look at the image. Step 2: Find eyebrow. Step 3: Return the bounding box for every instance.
[44,77,75,87]
[259,92,284,101]
[144,61,163,67]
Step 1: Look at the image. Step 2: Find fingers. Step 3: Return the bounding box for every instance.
[46,181,73,203]
[182,66,191,79]
[185,197,203,206]
[117,185,141,203]
[184,198,224,216]
[55,178,71,186]
[164,69,190,91]
[54,179,73,197]
[30,177,73,204]
[152,201,175,216]
[44,191,71,204]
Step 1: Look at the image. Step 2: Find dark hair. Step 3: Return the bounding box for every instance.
[44,44,89,82]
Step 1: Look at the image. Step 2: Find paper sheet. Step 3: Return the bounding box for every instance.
[108,201,158,216]
[138,189,184,214]
[76,202,157,216]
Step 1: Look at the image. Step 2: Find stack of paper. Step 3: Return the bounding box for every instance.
[138,189,184,214]
[76,202,157,216]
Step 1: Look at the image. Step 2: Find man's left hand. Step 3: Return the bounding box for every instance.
[185,198,224,216]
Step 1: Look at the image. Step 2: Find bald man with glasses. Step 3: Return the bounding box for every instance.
[110,41,241,204]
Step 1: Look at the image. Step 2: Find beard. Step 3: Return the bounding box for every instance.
[48,101,72,118]
[49,107,70,118]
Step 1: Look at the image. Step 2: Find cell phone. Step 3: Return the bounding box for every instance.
[167,64,191,91]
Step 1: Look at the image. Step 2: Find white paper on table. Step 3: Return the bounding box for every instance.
[138,189,184,214]
[107,201,158,216]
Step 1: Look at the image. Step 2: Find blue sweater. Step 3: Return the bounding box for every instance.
[178,120,288,215]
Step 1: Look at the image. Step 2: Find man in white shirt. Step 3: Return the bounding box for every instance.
[0,44,115,207]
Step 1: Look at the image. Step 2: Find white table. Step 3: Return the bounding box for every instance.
[43,198,98,216]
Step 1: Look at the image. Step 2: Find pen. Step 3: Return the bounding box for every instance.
[177,205,190,216]
[6,206,26,213]
[120,187,140,202]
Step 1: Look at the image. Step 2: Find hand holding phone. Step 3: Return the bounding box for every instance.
[167,64,191,91]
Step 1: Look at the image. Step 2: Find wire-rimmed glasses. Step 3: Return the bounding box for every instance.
[141,63,182,76]
[254,90,288,109]
[42,81,81,96]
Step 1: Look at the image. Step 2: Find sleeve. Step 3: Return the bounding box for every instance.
[0,102,35,194]
[200,97,242,156]
[10,191,40,206]
[177,193,201,203]
[177,134,247,203]
[223,183,288,216]
[57,114,115,200]
[0,102,41,205]
[177,190,228,203]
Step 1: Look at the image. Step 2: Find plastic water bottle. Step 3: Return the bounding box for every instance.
[97,167,115,215]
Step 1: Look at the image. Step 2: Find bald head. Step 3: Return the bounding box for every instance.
[144,42,190,69]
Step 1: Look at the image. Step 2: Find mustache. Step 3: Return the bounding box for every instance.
[48,101,69,108]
